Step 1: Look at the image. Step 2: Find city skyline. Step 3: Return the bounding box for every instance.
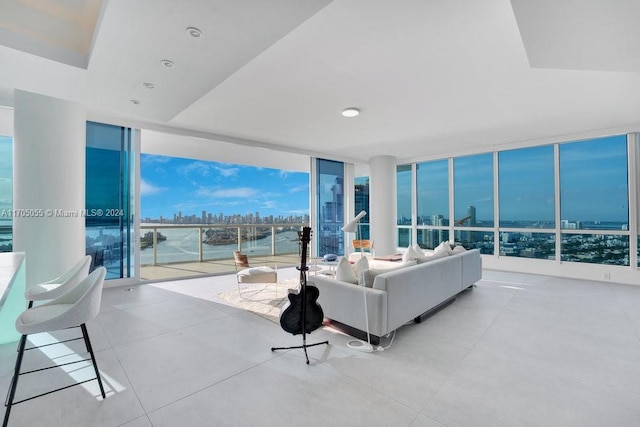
[142,208,309,225]
[141,154,310,221]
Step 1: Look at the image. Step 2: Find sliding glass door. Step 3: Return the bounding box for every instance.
[86,122,137,280]
[316,159,344,256]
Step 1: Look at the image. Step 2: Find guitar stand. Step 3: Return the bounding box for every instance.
[271,335,329,365]
[271,266,328,364]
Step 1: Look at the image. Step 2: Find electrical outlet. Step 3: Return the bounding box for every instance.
[603,272,611,280]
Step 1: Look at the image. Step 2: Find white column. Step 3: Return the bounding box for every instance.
[369,155,397,256]
[13,90,86,285]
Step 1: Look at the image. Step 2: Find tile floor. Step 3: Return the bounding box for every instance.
[1,269,640,426]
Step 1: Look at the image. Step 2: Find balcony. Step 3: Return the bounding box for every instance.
[139,223,307,281]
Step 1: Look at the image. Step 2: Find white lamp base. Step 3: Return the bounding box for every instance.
[347,339,382,352]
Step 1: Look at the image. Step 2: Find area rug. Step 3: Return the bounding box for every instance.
[217,279,300,324]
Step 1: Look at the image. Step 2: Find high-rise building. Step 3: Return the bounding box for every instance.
[354,178,369,239]
[467,205,476,226]
[466,205,477,244]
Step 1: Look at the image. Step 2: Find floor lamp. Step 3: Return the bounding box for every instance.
[342,210,378,352]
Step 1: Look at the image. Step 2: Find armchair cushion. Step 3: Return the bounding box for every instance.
[236,266,277,284]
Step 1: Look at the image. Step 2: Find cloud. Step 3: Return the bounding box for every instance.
[195,187,258,199]
[214,166,240,178]
[140,179,166,196]
[287,184,308,194]
[177,161,212,177]
[173,202,198,211]
[142,155,171,164]
[261,200,277,209]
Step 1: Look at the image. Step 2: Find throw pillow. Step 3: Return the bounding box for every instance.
[402,245,422,263]
[452,245,467,253]
[353,255,369,282]
[335,256,358,284]
[411,244,430,263]
[434,241,453,256]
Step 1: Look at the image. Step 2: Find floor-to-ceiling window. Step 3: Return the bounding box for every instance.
[397,133,637,269]
[559,135,629,265]
[498,145,555,259]
[416,159,449,249]
[397,164,412,247]
[0,136,12,252]
[453,153,494,254]
[316,159,344,255]
[86,122,136,279]
[354,176,370,240]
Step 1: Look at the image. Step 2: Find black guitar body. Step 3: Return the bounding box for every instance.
[280,284,324,335]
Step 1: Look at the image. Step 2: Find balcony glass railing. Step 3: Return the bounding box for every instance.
[140,223,306,266]
[0,224,12,253]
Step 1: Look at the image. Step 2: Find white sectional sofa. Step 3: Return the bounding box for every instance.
[310,249,482,342]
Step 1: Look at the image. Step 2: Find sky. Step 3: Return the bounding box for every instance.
[140,154,310,220]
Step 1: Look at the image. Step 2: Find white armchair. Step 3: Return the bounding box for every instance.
[25,255,92,308]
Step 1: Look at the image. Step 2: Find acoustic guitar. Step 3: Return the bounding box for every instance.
[279,226,324,335]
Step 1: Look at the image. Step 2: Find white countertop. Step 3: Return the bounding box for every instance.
[0,252,26,309]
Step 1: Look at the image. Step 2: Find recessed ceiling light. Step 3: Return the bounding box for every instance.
[341,107,360,117]
[143,82,155,89]
[130,99,140,105]
[160,59,174,68]
[186,27,202,38]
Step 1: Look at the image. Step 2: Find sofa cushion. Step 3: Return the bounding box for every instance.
[418,249,449,263]
[363,260,416,288]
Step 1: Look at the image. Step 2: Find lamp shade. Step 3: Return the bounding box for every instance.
[342,210,367,232]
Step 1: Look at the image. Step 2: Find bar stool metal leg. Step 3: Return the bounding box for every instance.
[81,324,106,399]
[3,335,27,427]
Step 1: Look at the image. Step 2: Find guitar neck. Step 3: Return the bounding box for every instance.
[299,226,311,275]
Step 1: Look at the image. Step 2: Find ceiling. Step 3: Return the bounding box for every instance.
[1,0,640,167]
